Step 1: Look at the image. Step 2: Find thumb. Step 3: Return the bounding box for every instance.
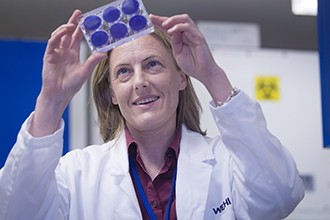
[83,52,108,75]
[149,14,168,33]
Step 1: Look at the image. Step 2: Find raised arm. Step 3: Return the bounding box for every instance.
[150,14,234,104]
[30,9,107,137]
[0,10,107,220]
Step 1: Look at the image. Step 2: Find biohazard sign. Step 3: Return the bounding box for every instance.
[255,76,280,101]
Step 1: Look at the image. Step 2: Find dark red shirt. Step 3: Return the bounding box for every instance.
[125,127,181,220]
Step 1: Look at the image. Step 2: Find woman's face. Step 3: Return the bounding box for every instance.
[109,35,187,134]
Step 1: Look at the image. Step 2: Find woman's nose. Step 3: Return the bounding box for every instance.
[133,70,149,90]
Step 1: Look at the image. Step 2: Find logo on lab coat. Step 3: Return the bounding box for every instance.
[212,197,232,215]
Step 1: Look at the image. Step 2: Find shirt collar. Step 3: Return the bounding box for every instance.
[125,125,181,158]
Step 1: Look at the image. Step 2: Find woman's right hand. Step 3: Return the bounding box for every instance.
[29,10,107,137]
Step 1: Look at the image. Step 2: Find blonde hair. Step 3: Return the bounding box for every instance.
[92,29,206,142]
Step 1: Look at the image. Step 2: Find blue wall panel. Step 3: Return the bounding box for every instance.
[318,0,330,148]
[0,40,69,166]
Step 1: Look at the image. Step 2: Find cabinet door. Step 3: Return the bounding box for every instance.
[318,0,330,148]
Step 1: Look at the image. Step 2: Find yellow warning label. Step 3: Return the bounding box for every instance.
[255,76,280,101]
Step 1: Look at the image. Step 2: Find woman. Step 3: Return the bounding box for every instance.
[0,9,304,220]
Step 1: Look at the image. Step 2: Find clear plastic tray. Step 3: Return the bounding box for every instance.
[77,0,154,53]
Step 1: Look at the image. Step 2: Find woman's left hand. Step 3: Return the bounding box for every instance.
[150,14,219,83]
[150,14,234,102]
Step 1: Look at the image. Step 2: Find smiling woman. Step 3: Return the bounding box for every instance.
[0,9,304,220]
[92,29,205,142]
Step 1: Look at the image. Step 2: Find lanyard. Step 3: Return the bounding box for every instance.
[129,157,177,220]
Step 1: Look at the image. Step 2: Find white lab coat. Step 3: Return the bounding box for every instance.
[0,92,304,220]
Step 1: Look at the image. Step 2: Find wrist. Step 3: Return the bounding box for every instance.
[200,66,234,103]
[198,63,225,86]
[214,87,240,107]
[29,95,67,137]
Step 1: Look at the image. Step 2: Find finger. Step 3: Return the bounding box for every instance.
[46,25,75,54]
[149,14,169,32]
[60,34,72,49]
[50,23,74,38]
[161,14,194,29]
[168,22,204,46]
[67,9,82,25]
[167,22,191,34]
[61,10,82,48]
[171,32,184,55]
[149,14,167,25]
[70,24,84,51]
[157,14,202,45]
[60,26,76,48]
[81,52,108,79]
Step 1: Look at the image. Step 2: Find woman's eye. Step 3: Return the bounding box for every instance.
[147,61,162,69]
[117,68,129,76]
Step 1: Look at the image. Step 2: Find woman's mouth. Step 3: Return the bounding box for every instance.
[133,96,160,105]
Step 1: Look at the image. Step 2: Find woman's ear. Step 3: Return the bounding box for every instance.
[179,71,188,91]
[111,92,118,105]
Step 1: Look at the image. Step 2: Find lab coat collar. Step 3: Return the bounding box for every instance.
[106,125,215,174]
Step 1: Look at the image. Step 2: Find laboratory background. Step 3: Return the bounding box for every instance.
[0,0,329,219]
